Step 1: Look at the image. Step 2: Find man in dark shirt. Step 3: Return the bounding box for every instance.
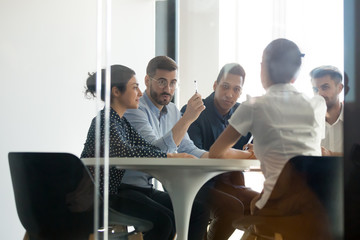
[181,63,251,150]
[181,63,258,240]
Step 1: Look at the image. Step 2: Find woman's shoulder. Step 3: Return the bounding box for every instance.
[240,95,264,109]
[121,117,141,134]
[121,116,131,126]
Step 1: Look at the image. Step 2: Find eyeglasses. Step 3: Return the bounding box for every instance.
[149,76,177,89]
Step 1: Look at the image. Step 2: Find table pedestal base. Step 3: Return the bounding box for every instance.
[148,169,223,240]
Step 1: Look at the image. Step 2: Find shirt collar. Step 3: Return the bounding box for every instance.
[100,107,123,123]
[207,92,237,121]
[339,102,344,121]
[266,83,298,94]
[326,102,344,127]
[109,107,122,122]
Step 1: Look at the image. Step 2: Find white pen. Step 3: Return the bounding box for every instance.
[244,135,254,150]
[194,80,198,93]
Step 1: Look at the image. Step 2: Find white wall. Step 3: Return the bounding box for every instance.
[0,0,154,238]
[178,0,220,108]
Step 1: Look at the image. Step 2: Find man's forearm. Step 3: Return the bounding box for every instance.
[172,93,205,146]
[171,116,192,146]
[331,151,343,156]
[200,152,209,158]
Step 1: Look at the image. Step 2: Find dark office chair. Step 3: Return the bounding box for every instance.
[234,155,342,240]
[8,152,152,240]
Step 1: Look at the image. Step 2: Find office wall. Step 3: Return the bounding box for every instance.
[0,0,155,238]
[178,0,220,108]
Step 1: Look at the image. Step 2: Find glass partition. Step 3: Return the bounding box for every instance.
[2,0,347,239]
[177,0,344,239]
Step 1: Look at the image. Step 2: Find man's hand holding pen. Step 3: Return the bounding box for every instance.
[182,93,205,124]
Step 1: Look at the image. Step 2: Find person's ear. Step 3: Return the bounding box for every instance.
[145,75,150,88]
[213,81,217,91]
[111,86,121,97]
[337,82,344,94]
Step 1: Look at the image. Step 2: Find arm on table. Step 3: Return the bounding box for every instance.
[209,125,254,159]
[168,152,198,158]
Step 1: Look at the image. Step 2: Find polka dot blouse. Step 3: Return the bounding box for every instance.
[81,107,167,195]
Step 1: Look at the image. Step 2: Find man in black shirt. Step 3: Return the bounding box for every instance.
[181,63,258,240]
[181,63,252,150]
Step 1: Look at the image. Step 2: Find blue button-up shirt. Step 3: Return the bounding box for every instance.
[122,91,206,187]
[125,91,206,157]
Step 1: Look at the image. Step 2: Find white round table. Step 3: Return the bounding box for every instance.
[82,157,261,240]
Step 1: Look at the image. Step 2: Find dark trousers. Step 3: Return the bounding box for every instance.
[110,184,209,240]
[195,172,259,240]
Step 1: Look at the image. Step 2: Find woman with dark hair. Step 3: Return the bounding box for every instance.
[81,64,195,240]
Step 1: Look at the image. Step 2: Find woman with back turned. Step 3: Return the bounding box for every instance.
[210,39,331,239]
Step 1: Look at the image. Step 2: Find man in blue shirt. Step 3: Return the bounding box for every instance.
[124,57,207,158]
[125,57,252,239]
[124,56,211,240]
[181,63,258,240]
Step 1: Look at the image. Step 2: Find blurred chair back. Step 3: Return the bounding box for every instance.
[290,155,343,239]
[9,152,94,240]
[234,155,343,240]
[8,152,152,240]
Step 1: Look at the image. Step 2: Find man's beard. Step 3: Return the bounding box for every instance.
[325,96,337,110]
[149,85,174,106]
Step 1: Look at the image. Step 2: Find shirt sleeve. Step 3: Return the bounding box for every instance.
[228,100,253,136]
[177,132,206,158]
[124,107,178,152]
[312,95,327,140]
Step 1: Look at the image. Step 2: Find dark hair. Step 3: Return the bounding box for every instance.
[263,38,303,84]
[146,56,178,77]
[309,65,342,84]
[85,64,135,101]
[216,63,246,83]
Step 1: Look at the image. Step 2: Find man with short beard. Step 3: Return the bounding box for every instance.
[124,56,208,158]
[123,56,210,240]
[124,56,253,240]
[310,65,344,156]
